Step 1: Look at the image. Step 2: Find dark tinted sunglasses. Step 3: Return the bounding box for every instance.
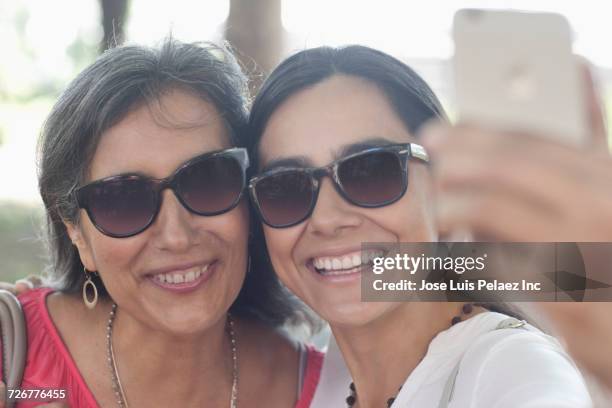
[74,148,249,238]
[249,143,429,228]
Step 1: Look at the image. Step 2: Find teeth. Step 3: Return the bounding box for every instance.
[320,268,360,276]
[342,257,352,269]
[364,250,384,263]
[312,250,387,274]
[152,264,210,285]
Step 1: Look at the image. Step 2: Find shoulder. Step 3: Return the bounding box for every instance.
[237,319,301,406]
[295,345,325,408]
[453,321,592,408]
[18,286,52,310]
[17,287,55,339]
[17,287,103,361]
[238,318,299,363]
[238,319,325,407]
[17,288,63,381]
[309,335,351,408]
[14,288,100,407]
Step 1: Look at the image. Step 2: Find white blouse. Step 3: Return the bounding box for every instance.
[310,312,592,408]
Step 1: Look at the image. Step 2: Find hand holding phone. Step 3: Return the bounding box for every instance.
[452,9,589,145]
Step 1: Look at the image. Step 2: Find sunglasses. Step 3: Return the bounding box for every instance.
[74,148,249,238]
[249,143,429,228]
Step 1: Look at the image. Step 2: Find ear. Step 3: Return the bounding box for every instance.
[65,221,97,272]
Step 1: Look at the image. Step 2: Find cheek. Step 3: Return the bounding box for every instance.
[81,215,147,275]
[87,233,149,296]
[217,202,250,245]
[263,225,304,294]
[76,215,150,306]
[223,206,250,285]
[373,171,437,241]
[203,204,250,292]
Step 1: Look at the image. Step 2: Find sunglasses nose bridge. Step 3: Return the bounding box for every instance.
[152,177,177,196]
[150,175,200,237]
[312,165,334,182]
[309,166,335,195]
[149,178,185,215]
[306,169,363,236]
[313,164,346,196]
[311,164,351,207]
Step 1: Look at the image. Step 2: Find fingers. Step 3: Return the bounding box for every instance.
[14,279,34,295]
[435,185,560,241]
[25,275,43,288]
[0,282,17,295]
[15,273,43,295]
[423,124,581,207]
[421,122,612,241]
[422,122,612,192]
[576,57,609,151]
[0,275,43,296]
[424,121,596,170]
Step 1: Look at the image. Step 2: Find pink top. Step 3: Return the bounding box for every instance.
[1,288,323,407]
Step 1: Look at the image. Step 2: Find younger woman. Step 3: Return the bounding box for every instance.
[247,45,592,407]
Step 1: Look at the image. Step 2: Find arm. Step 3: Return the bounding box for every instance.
[455,330,592,408]
[0,276,43,296]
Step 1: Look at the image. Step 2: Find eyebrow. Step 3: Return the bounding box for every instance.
[337,137,397,158]
[88,171,149,185]
[93,150,218,181]
[260,156,311,173]
[260,136,398,172]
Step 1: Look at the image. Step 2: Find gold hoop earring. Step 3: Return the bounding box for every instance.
[82,268,98,309]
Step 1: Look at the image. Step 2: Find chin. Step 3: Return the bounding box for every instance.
[319,300,395,328]
[159,313,221,336]
[143,300,226,337]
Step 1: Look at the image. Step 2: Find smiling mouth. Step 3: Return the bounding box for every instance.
[145,261,217,293]
[310,250,384,276]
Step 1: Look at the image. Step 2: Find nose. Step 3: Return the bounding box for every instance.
[306,178,362,237]
[150,189,197,252]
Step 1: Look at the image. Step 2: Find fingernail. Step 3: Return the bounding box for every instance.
[16,279,34,289]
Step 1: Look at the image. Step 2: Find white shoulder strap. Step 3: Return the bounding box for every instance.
[297,343,309,398]
[436,318,527,408]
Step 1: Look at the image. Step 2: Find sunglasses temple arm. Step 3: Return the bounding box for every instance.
[408,143,429,163]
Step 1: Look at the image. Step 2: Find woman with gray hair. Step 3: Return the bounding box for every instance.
[0,38,322,407]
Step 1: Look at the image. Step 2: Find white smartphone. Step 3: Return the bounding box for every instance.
[452,9,588,145]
